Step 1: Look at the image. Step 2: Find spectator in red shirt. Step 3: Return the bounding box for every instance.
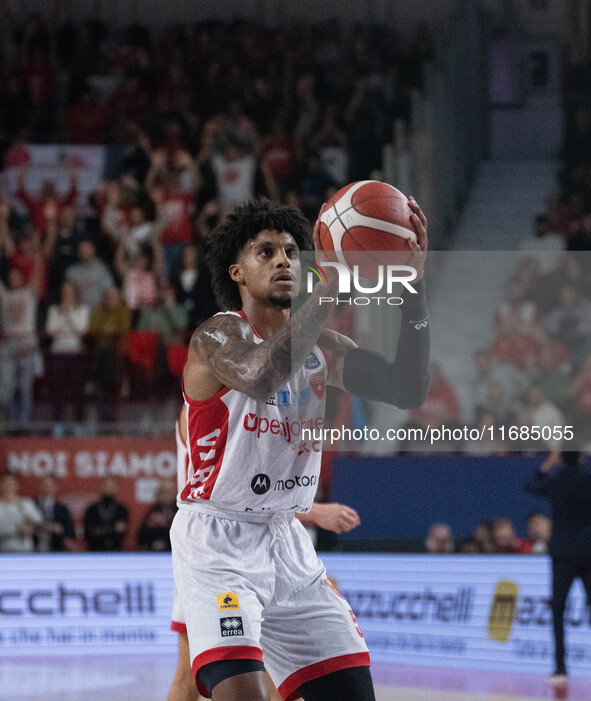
[491,518,533,554]
[66,86,108,144]
[545,284,591,371]
[0,202,49,301]
[22,48,55,139]
[16,165,78,238]
[115,236,160,316]
[107,74,150,127]
[260,119,299,197]
[94,180,132,248]
[491,310,539,371]
[399,362,462,450]
[409,362,460,426]
[494,277,540,335]
[146,150,200,276]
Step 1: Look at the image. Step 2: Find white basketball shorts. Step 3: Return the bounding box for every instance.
[170,503,370,700]
[170,585,186,634]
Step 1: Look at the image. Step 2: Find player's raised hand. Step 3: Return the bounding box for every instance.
[310,502,361,534]
[312,207,325,254]
[408,196,428,251]
[407,196,428,282]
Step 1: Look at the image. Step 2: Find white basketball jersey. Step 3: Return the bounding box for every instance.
[179,311,327,513]
[175,419,188,492]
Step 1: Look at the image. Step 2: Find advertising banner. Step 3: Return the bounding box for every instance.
[1,553,589,678]
[0,554,176,656]
[322,553,591,678]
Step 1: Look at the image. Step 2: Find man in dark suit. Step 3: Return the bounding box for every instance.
[35,475,76,551]
[526,451,591,684]
[84,475,129,551]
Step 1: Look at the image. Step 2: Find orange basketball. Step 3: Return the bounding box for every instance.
[317,180,416,277]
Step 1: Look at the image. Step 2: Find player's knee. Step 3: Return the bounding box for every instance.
[297,666,375,701]
[199,660,269,701]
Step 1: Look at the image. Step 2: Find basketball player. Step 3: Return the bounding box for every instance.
[170,197,429,701]
[168,405,362,701]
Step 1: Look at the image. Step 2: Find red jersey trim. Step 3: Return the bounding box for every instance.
[278,652,370,701]
[236,310,263,340]
[183,384,231,407]
[170,621,187,634]
[191,645,264,698]
[181,394,230,502]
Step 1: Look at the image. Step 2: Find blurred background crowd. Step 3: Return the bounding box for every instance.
[0,9,433,436]
[1,0,591,553]
[0,468,556,555]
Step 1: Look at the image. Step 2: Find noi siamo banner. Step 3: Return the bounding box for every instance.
[1,553,590,677]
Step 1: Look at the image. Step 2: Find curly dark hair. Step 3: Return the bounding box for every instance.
[205,198,313,310]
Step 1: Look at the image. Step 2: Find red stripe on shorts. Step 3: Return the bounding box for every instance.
[191,645,264,699]
[278,652,371,701]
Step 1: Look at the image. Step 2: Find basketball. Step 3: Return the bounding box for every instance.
[317,180,416,276]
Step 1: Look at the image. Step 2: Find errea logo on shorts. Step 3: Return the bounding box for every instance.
[220,616,244,637]
[217,592,239,611]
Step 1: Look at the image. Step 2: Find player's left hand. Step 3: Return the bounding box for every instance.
[407,196,427,282]
[312,502,361,534]
[312,207,324,254]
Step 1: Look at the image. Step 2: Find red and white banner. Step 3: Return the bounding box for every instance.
[0,437,176,551]
[2,144,105,216]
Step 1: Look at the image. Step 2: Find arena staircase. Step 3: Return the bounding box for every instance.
[428,158,559,419]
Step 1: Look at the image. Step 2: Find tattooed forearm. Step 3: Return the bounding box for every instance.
[269,344,292,374]
[266,284,336,375]
[191,278,337,399]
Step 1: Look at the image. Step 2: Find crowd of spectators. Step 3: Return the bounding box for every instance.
[402,41,591,455]
[0,10,433,434]
[0,468,557,555]
[0,470,177,553]
[463,251,591,453]
[425,513,552,556]
[404,251,591,454]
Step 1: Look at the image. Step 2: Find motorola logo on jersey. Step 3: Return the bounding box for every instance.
[275,474,317,491]
[251,474,271,494]
[250,473,316,494]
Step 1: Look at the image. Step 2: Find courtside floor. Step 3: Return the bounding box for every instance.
[0,655,587,701]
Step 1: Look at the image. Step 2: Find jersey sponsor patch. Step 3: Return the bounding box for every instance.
[220,616,244,637]
[305,351,320,369]
[251,473,271,494]
[309,372,325,399]
[217,592,240,611]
